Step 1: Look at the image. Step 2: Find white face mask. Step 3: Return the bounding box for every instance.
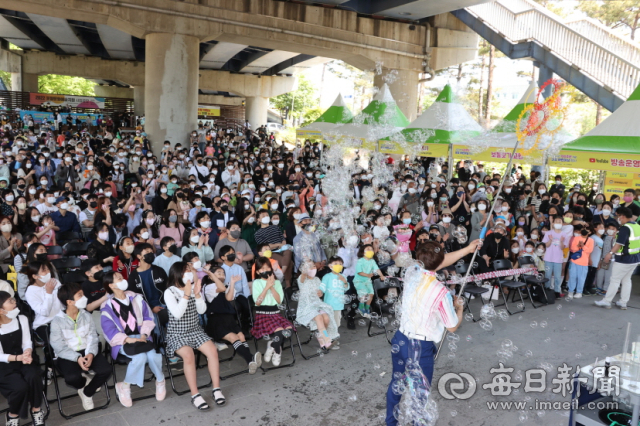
[516,232,524,236]
[60,203,69,210]
[140,232,149,240]
[271,203,278,210]
[29,188,36,195]
[98,231,109,240]
[38,273,51,283]
[511,248,519,254]
[190,235,200,244]
[468,185,475,190]
[607,229,615,235]
[200,221,211,229]
[554,223,562,230]
[442,217,452,224]
[501,206,509,212]
[272,219,280,225]
[194,200,202,206]
[531,234,538,240]
[261,216,271,224]
[182,272,194,285]
[478,204,486,211]
[525,247,533,253]
[4,307,19,320]
[47,197,56,204]
[105,192,112,198]
[0,224,11,233]
[192,260,202,270]
[116,280,129,291]
[597,229,605,235]
[426,201,434,207]
[602,209,611,216]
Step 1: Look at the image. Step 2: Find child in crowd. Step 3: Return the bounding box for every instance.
[543,216,570,298]
[299,260,339,350]
[153,237,181,275]
[353,244,385,318]
[319,256,348,332]
[164,261,225,411]
[566,224,594,300]
[596,223,618,293]
[251,257,294,367]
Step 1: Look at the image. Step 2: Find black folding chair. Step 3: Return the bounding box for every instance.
[43,325,111,420]
[248,296,296,373]
[56,232,83,245]
[368,277,402,344]
[51,258,82,274]
[60,270,87,284]
[518,256,548,308]
[46,245,63,256]
[454,262,489,322]
[62,242,90,257]
[490,259,532,315]
[104,342,156,403]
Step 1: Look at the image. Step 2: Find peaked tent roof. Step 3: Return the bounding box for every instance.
[385,84,483,144]
[560,82,640,155]
[332,84,410,141]
[301,93,354,132]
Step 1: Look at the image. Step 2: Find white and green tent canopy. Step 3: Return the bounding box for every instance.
[384,84,483,144]
[332,83,410,141]
[560,83,640,155]
[299,93,354,133]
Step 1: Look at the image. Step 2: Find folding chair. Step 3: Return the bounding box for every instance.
[56,232,83,245]
[158,318,212,396]
[46,245,63,256]
[51,258,82,274]
[248,296,296,373]
[454,262,489,322]
[104,342,156,403]
[490,259,532,315]
[61,270,87,284]
[517,256,547,308]
[62,242,90,257]
[368,277,402,344]
[43,325,111,420]
[281,288,326,361]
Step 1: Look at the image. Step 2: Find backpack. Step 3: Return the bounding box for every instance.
[531,285,555,304]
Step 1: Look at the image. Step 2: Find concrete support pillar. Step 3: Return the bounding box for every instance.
[538,64,553,98]
[133,86,145,117]
[144,33,199,152]
[16,73,39,92]
[245,96,268,128]
[10,72,21,91]
[374,68,420,122]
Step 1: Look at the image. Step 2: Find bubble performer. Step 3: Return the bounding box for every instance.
[386,239,480,426]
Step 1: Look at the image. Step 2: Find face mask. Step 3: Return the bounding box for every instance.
[564,217,572,224]
[194,200,202,207]
[511,248,519,254]
[516,232,524,236]
[29,188,36,195]
[200,220,211,228]
[556,180,562,185]
[272,219,280,226]
[248,217,255,223]
[47,197,56,204]
[518,221,525,226]
[182,272,194,285]
[0,224,11,233]
[98,231,109,241]
[408,188,417,194]
[17,202,26,209]
[113,279,129,291]
[271,203,278,210]
[531,234,538,240]
[607,229,615,235]
[478,204,486,211]
[4,307,19,320]
[364,250,374,259]
[143,252,155,264]
[554,223,563,230]
[226,253,236,262]
[190,235,200,244]
[426,201,434,207]
[169,214,178,223]
[261,216,271,224]
[613,200,620,205]
[331,264,343,274]
[402,218,412,225]
[442,217,452,224]
[501,206,509,212]
[4,195,13,202]
[192,260,202,270]
[602,209,611,216]
[140,231,149,240]
[38,272,51,283]
[440,197,447,202]
[74,295,88,310]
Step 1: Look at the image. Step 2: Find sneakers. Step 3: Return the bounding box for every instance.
[594,300,612,309]
[264,342,274,363]
[248,352,262,374]
[331,340,340,351]
[83,375,101,393]
[555,292,565,299]
[6,413,19,426]
[565,293,573,301]
[574,293,582,299]
[31,409,45,426]
[272,351,281,367]
[116,382,132,407]
[616,300,628,310]
[347,318,356,330]
[156,379,166,401]
[78,387,95,410]
[357,307,366,317]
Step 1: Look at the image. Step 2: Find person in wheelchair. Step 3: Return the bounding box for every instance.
[0,291,45,426]
[50,283,112,411]
[299,260,340,350]
[100,271,166,408]
[164,261,225,411]
[202,266,262,374]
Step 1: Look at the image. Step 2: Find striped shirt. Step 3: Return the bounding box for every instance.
[254,225,284,245]
[399,270,458,343]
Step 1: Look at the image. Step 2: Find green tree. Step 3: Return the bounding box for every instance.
[326,60,373,113]
[38,74,96,96]
[0,70,10,90]
[270,74,318,124]
[578,0,640,39]
[301,106,323,127]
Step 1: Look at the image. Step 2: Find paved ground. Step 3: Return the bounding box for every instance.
[25,278,640,426]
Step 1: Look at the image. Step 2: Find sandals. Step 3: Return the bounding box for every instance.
[212,388,226,406]
[191,393,209,411]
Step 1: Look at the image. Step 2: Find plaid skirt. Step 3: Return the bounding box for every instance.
[251,312,294,339]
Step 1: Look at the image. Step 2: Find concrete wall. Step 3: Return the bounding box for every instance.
[199,72,294,97]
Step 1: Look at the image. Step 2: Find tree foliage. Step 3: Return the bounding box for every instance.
[270,74,318,122]
[38,74,96,96]
[0,71,10,90]
[578,0,640,39]
[326,60,373,113]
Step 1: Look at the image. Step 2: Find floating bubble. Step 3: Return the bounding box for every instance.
[515,371,523,381]
[397,359,404,365]
[263,335,271,340]
[352,351,358,356]
[348,394,358,402]
[539,362,554,372]
[464,313,474,322]
[320,379,327,385]
[447,334,460,343]
[575,353,582,359]
[358,320,367,327]
[448,342,457,352]
[282,330,292,338]
[544,337,551,343]
[466,335,472,342]
[398,340,406,346]
[557,304,562,310]
[537,410,546,418]
[479,319,493,331]
[451,410,458,417]
[518,412,528,423]
[448,352,456,359]
[374,363,381,370]
[525,350,533,358]
[601,344,608,350]
[366,353,372,359]
[530,321,538,328]
[540,320,548,328]
[391,344,400,354]
[517,303,524,309]
[501,339,513,351]
[569,312,575,319]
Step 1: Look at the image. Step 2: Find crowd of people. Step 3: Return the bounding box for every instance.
[0,113,636,426]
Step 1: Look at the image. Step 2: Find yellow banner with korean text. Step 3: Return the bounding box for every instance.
[603,171,640,199]
[549,151,640,172]
[296,129,323,139]
[197,105,220,117]
[322,135,377,151]
[452,145,545,165]
[377,140,450,157]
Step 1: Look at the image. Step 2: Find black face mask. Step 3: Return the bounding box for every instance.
[143,252,155,264]
[93,270,104,281]
[226,253,236,262]
[524,189,532,194]
[260,270,273,279]
[18,184,25,189]
[168,244,178,255]
[36,253,48,262]
[221,205,229,212]
[494,234,503,240]
[90,201,98,208]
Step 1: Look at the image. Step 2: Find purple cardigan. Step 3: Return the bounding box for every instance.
[100,292,156,359]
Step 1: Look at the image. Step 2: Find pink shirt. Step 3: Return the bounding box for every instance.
[542,230,570,263]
